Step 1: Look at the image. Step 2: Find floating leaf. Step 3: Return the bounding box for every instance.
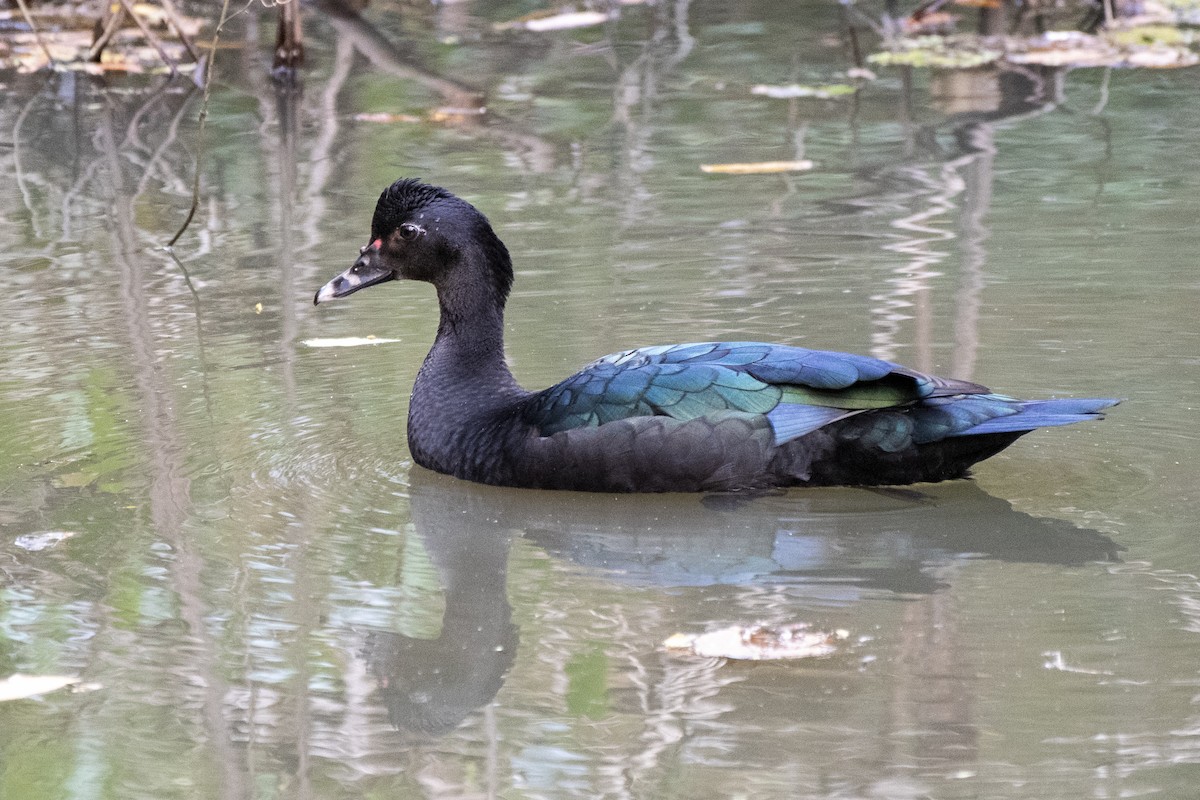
[429,106,488,123]
[1106,25,1189,47]
[496,10,611,32]
[700,160,814,175]
[1123,45,1199,67]
[353,112,423,124]
[869,35,1002,69]
[664,623,848,660]
[750,83,857,99]
[1009,29,1198,68]
[303,337,401,348]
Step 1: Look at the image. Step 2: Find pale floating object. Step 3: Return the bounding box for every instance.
[353,112,423,124]
[700,160,814,175]
[509,10,611,32]
[429,106,488,123]
[750,83,857,99]
[1043,650,1114,676]
[664,623,848,661]
[0,674,100,702]
[303,337,401,348]
[1124,47,1199,68]
[13,531,77,552]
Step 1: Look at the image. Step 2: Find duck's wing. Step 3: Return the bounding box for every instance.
[525,341,992,445]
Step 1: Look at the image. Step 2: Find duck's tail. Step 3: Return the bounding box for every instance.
[955,397,1121,436]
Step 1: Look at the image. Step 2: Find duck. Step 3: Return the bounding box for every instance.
[314,178,1118,493]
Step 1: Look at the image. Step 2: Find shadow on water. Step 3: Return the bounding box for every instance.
[366,471,1120,736]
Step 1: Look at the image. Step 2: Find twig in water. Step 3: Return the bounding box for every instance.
[165,0,236,249]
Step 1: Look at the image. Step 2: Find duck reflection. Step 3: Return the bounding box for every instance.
[361,504,518,737]
[365,473,1118,735]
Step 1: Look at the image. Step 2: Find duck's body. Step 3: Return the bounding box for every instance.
[315,179,1117,493]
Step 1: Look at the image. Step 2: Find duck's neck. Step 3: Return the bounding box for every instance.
[424,281,521,398]
[407,255,530,478]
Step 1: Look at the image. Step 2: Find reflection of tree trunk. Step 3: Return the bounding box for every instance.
[952,124,994,381]
[276,84,300,404]
[100,102,248,800]
[977,5,1007,36]
[268,81,319,800]
[882,583,978,784]
[274,0,305,74]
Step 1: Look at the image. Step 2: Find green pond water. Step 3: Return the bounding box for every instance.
[2,2,1199,798]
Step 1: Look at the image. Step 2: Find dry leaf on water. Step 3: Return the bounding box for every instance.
[700,160,814,175]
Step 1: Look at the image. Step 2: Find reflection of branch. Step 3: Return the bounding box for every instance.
[607,0,694,228]
[158,0,202,63]
[13,0,55,67]
[12,78,50,241]
[294,34,355,254]
[136,85,198,197]
[166,249,216,422]
[87,2,127,62]
[318,0,557,173]
[870,163,957,367]
[317,0,480,103]
[116,0,178,75]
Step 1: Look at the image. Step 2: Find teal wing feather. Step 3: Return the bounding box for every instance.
[525,342,991,444]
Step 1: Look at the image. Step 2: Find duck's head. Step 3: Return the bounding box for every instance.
[314,179,513,305]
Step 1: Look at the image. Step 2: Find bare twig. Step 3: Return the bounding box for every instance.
[13,0,55,68]
[165,0,236,248]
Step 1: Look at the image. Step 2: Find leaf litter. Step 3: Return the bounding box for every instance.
[870,26,1199,71]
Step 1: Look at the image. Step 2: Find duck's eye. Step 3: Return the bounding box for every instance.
[398,223,422,241]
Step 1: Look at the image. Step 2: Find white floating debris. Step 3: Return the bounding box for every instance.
[750,83,857,99]
[522,11,610,32]
[664,623,847,661]
[1043,650,1114,675]
[0,674,100,702]
[13,531,77,552]
[700,160,814,175]
[303,337,401,348]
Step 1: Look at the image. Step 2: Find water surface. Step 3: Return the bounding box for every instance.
[1,3,1199,798]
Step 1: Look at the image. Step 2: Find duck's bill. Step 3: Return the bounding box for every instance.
[313,260,395,305]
